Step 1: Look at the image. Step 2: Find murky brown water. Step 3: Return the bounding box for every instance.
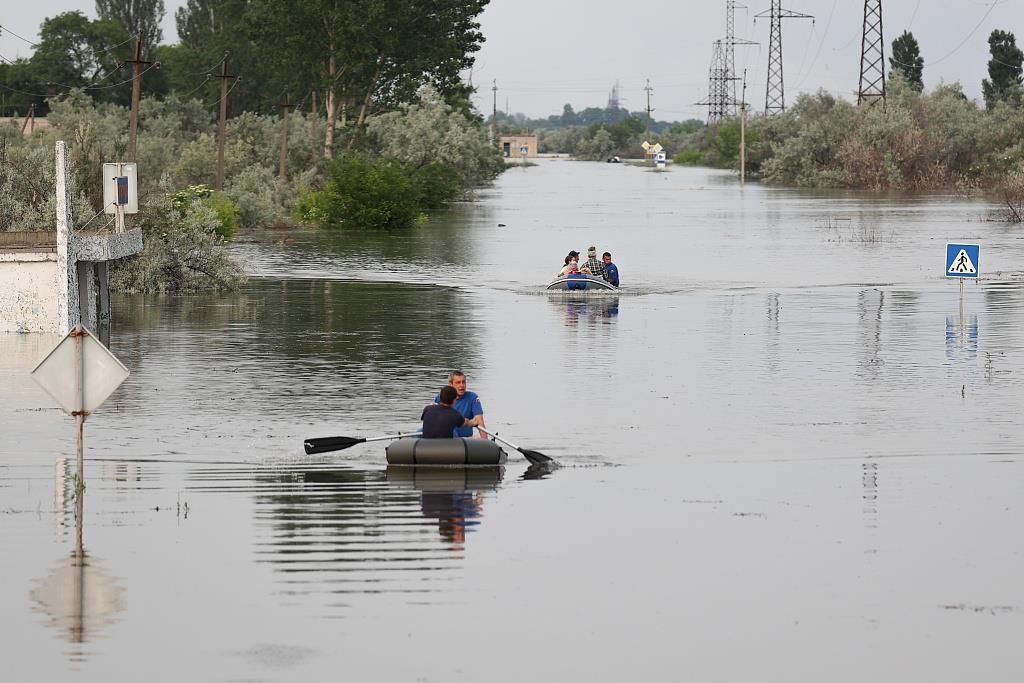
[3,159,1024,680]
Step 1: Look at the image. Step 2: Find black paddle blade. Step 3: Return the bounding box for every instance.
[303,436,365,455]
[518,448,554,465]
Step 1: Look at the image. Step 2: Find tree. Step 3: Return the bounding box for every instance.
[27,12,131,106]
[96,0,165,55]
[245,0,489,158]
[982,30,1024,109]
[890,30,924,92]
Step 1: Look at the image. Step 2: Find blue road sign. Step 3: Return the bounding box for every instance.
[945,243,980,278]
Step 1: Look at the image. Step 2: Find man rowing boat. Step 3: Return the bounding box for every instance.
[422,385,482,438]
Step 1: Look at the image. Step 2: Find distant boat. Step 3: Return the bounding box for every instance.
[546,275,618,291]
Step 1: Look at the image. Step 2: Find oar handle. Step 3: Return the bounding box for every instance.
[362,431,421,444]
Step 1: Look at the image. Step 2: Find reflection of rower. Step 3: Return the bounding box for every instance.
[386,466,503,550]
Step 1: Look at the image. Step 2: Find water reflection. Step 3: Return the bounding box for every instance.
[31,468,125,657]
[550,294,619,328]
[945,314,979,362]
[386,465,503,551]
[251,464,505,600]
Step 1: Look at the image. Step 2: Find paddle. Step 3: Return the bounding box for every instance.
[477,427,555,465]
[304,431,420,455]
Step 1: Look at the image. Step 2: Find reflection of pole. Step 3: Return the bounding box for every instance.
[73,325,86,489]
[72,487,85,643]
[959,278,964,324]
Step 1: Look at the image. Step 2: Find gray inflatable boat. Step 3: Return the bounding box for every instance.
[386,437,507,465]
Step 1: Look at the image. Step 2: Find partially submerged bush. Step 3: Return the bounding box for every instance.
[110,193,245,293]
[170,184,239,240]
[297,154,422,230]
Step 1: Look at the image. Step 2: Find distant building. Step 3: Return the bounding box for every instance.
[499,134,537,159]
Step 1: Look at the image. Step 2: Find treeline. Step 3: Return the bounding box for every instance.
[0,0,503,291]
[673,29,1024,195]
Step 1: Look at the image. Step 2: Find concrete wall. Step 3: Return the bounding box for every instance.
[0,252,60,333]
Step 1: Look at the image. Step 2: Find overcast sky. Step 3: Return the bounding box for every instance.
[2,1,1022,122]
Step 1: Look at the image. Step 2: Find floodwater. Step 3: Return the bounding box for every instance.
[3,158,1024,681]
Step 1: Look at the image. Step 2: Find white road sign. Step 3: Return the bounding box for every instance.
[31,326,129,415]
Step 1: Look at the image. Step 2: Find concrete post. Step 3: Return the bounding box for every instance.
[55,141,80,334]
[77,262,97,331]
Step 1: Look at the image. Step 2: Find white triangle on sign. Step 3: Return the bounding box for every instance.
[948,249,977,274]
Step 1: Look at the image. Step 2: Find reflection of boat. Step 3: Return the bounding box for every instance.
[386,465,504,548]
[546,275,618,291]
[386,437,507,465]
[555,294,620,323]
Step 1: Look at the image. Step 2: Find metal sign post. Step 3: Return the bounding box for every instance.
[945,242,980,318]
[31,325,130,489]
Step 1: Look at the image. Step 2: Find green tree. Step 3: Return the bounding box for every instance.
[982,30,1024,109]
[96,0,165,55]
[890,30,924,92]
[27,12,131,107]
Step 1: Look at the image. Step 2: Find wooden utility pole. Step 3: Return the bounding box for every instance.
[644,79,654,139]
[213,58,236,191]
[491,79,498,144]
[20,103,35,134]
[740,70,748,185]
[279,93,294,179]
[125,41,154,162]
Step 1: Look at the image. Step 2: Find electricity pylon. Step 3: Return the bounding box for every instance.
[755,0,813,115]
[857,0,886,106]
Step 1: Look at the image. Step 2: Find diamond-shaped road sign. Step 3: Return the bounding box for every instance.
[31,326,129,416]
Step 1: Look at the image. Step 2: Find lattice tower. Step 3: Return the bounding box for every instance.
[706,40,730,124]
[755,1,813,115]
[857,0,886,106]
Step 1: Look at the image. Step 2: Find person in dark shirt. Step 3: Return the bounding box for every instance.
[421,386,481,438]
[602,252,620,287]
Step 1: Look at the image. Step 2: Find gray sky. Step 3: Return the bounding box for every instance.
[2,1,1021,122]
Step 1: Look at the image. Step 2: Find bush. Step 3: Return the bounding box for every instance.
[110,193,245,293]
[170,184,239,240]
[297,155,422,230]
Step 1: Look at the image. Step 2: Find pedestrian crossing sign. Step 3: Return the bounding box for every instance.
[945,243,980,278]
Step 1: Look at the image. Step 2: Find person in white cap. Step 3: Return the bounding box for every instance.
[580,245,604,279]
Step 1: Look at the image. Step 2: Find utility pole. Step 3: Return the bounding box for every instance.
[20,103,35,135]
[279,93,294,179]
[858,0,886,106]
[644,79,654,138]
[491,79,498,144]
[740,70,748,184]
[125,40,154,162]
[755,1,813,115]
[213,57,236,191]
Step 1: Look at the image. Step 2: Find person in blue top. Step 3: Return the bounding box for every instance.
[433,370,486,438]
[602,252,620,287]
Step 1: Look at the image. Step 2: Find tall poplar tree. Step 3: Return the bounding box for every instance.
[982,29,1024,109]
[96,0,165,55]
[889,31,924,92]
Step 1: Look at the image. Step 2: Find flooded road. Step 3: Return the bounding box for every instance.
[3,159,1024,681]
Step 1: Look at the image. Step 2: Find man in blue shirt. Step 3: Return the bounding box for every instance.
[434,370,485,438]
[602,252,620,287]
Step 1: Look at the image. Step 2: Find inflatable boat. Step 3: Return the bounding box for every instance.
[386,437,507,465]
[546,275,617,291]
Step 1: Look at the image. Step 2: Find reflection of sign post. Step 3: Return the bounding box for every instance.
[31,326,130,487]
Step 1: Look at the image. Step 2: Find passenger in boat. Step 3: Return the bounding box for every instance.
[602,252,619,287]
[434,370,486,438]
[565,261,588,290]
[579,246,604,279]
[422,385,481,438]
[558,250,580,277]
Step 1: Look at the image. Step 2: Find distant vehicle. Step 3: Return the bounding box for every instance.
[607,155,621,163]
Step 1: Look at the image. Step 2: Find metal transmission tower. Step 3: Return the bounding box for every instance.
[724,1,757,117]
[755,1,813,115]
[704,40,730,124]
[857,0,886,106]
